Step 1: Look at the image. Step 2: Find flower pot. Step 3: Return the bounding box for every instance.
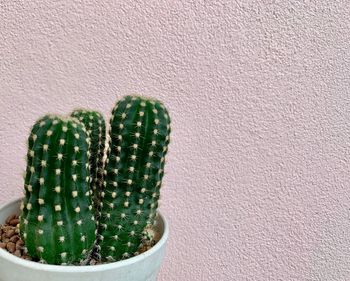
[0,198,169,281]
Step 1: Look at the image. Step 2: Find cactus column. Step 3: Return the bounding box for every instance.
[99,95,171,261]
[19,115,96,265]
[71,110,106,213]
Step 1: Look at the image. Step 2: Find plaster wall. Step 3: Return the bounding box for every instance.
[1,1,350,280]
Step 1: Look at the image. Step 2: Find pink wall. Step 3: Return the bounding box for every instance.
[1,1,350,280]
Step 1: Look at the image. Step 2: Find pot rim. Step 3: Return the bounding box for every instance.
[0,197,169,272]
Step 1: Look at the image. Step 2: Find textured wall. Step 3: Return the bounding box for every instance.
[1,1,350,280]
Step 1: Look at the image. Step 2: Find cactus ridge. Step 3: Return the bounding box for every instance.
[71,110,106,214]
[98,95,171,261]
[19,115,96,265]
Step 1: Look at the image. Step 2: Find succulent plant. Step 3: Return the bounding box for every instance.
[19,115,96,265]
[71,110,106,213]
[17,95,171,265]
[98,95,171,261]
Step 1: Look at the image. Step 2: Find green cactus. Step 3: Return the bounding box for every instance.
[98,95,171,261]
[19,115,96,265]
[71,110,106,213]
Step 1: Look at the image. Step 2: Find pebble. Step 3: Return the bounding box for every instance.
[9,219,19,226]
[14,250,21,257]
[6,242,15,253]
[5,215,16,224]
[5,229,15,238]
[16,240,24,249]
[9,235,19,243]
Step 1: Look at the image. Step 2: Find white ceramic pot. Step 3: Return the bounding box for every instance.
[0,198,169,281]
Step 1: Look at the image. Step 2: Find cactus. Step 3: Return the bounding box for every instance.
[19,115,96,265]
[98,95,171,261]
[71,110,106,213]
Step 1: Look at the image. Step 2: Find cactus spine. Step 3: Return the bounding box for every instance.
[71,110,106,212]
[19,115,96,265]
[98,95,171,261]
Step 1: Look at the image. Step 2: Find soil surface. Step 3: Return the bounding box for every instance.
[0,214,31,260]
[0,214,158,265]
